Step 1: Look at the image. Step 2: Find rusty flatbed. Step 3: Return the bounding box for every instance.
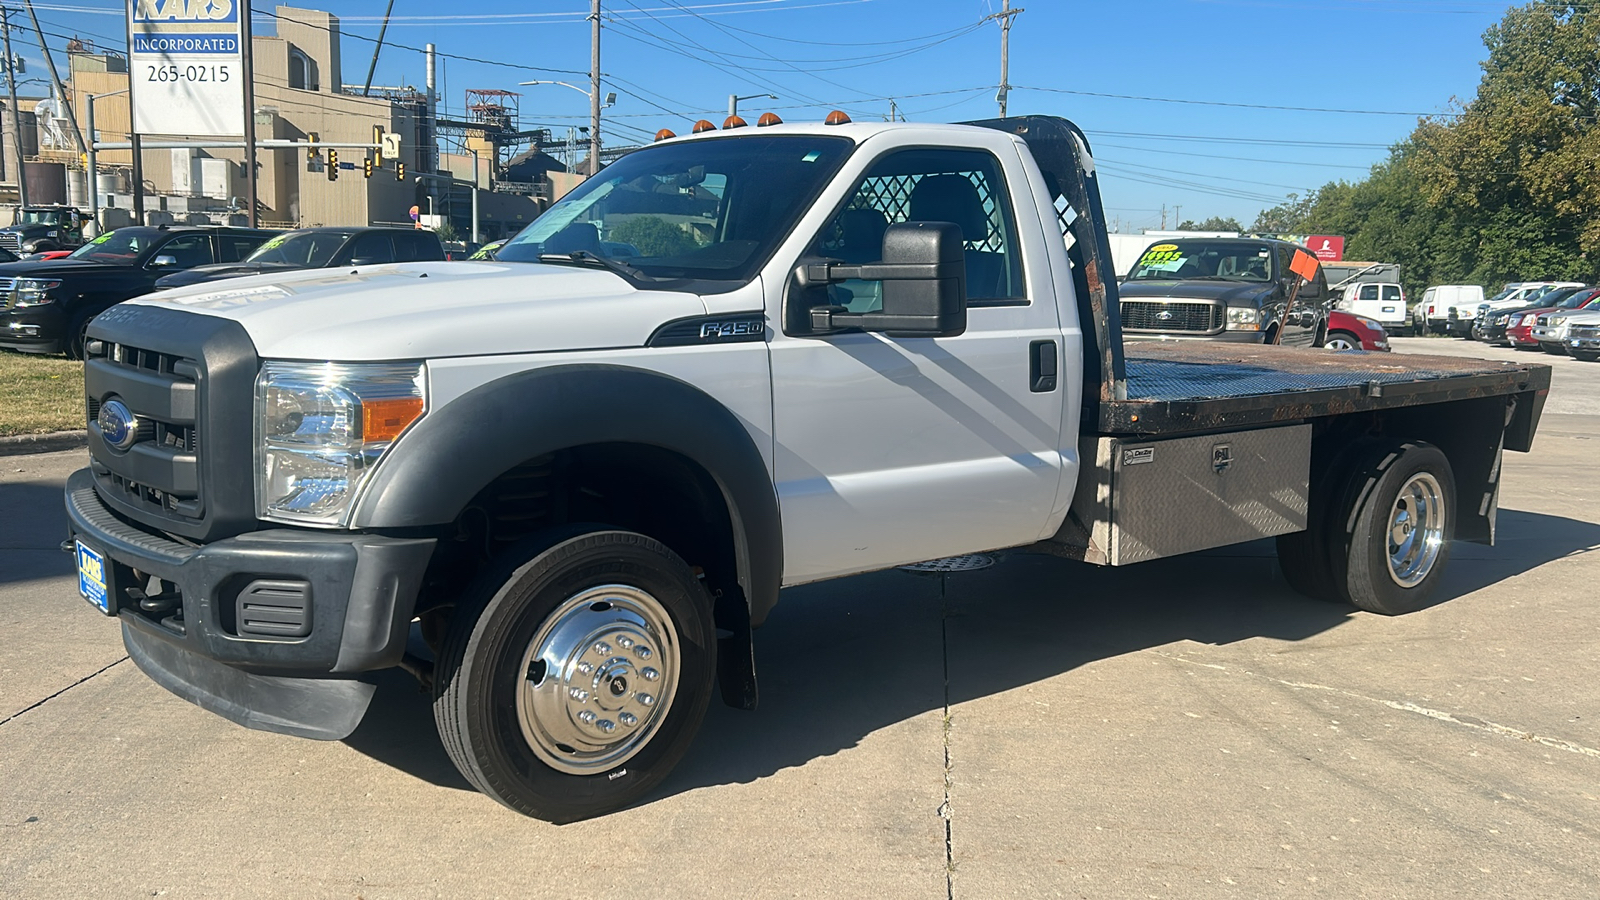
[1098,342,1552,439]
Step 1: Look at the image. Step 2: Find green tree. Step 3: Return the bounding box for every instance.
[1176,215,1244,232]
[608,216,697,257]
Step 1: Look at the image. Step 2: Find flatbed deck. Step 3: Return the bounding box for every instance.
[1098,342,1553,437]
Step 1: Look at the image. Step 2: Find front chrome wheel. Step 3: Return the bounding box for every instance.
[1325,333,1358,351]
[516,585,681,775]
[1385,472,1446,588]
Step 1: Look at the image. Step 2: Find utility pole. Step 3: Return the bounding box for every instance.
[240,0,258,226]
[1161,204,1167,230]
[22,0,82,154]
[991,0,1023,118]
[1,7,27,210]
[1173,205,1182,229]
[588,0,601,177]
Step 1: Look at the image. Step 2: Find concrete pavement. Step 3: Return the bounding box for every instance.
[3,340,1598,898]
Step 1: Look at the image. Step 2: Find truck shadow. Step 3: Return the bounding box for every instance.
[342,507,1600,801]
[0,480,75,587]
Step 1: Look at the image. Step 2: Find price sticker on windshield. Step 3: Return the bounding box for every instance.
[1139,243,1180,264]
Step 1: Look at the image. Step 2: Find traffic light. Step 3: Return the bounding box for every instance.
[327,148,338,181]
[363,156,374,178]
[395,162,405,182]
[305,133,319,161]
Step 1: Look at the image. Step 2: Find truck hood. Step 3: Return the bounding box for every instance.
[0,257,127,277]
[1118,280,1275,305]
[126,261,709,360]
[153,261,304,290]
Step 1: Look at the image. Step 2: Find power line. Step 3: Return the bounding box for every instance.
[1094,142,1375,171]
[1015,84,1460,117]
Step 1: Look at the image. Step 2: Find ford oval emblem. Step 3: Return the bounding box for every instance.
[1155,310,1175,321]
[98,398,140,452]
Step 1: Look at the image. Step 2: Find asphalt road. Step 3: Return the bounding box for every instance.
[3,340,1598,899]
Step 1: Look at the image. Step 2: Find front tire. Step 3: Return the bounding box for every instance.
[432,528,717,822]
[1571,350,1599,362]
[1324,330,1360,351]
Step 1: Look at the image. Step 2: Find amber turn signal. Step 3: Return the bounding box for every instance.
[825,110,851,125]
[362,396,426,443]
[654,128,676,141]
[757,112,782,127]
[692,119,716,133]
[722,115,748,129]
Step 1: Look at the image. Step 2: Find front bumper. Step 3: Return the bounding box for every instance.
[65,468,435,738]
[1123,329,1267,344]
[0,306,68,353]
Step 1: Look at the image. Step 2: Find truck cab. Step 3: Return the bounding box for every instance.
[1,205,87,255]
[65,115,1551,823]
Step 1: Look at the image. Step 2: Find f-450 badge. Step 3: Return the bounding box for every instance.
[700,320,764,339]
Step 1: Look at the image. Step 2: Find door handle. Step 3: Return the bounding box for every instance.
[1029,340,1057,393]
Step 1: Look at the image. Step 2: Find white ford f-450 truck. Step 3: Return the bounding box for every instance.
[67,115,1551,822]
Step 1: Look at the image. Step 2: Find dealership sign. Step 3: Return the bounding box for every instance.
[127,0,244,136]
[1306,235,1345,262]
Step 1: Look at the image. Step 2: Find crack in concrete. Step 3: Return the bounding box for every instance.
[1156,650,1600,760]
[939,573,955,900]
[0,656,129,727]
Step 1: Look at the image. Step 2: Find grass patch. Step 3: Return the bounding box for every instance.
[0,351,84,436]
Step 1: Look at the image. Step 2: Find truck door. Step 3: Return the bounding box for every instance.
[767,140,1067,583]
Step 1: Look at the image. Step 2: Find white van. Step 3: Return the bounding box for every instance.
[1412,284,1484,335]
[1340,282,1408,330]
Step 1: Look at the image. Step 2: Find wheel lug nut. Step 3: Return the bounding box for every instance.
[593,641,611,655]
[641,667,659,682]
[578,710,596,725]
[618,636,634,649]
[619,712,638,727]
[577,662,593,675]
[569,688,588,702]
[597,719,616,733]
[634,646,652,660]
[637,692,655,707]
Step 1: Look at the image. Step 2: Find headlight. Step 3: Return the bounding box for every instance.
[1551,316,1566,326]
[255,362,426,527]
[11,278,62,307]
[1494,314,1508,325]
[1225,307,1262,331]
[1508,315,1523,327]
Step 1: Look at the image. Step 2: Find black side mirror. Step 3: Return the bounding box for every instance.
[796,222,967,337]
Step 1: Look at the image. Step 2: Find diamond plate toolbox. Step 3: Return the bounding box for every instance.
[1072,424,1311,565]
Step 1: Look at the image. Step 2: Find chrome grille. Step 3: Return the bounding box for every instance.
[1121,299,1223,333]
[0,233,20,254]
[0,277,13,310]
[1570,324,1600,339]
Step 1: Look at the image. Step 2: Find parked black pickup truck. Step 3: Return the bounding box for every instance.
[0,206,89,255]
[1119,237,1330,347]
[0,225,273,357]
[152,226,446,291]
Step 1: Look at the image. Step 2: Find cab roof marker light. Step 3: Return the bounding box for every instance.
[692,119,716,133]
[722,115,748,129]
[825,110,851,125]
[757,112,782,127]
[654,128,676,141]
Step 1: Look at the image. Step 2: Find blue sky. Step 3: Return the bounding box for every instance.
[31,1,1514,231]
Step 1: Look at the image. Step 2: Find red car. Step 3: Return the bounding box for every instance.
[1504,288,1600,349]
[1323,310,1390,351]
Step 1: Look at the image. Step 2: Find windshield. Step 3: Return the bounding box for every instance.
[15,209,68,227]
[1126,241,1275,282]
[67,230,151,264]
[497,135,854,283]
[246,230,352,266]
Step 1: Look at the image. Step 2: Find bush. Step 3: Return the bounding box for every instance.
[608,216,697,258]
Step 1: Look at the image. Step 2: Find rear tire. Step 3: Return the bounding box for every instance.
[432,527,716,822]
[1540,342,1567,355]
[1571,350,1599,362]
[1331,443,1455,615]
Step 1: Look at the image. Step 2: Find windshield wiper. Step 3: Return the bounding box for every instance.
[538,250,656,282]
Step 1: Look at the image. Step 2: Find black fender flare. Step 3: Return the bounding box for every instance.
[352,364,783,625]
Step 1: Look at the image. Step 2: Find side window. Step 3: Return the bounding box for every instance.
[219,234,265,262]
[1358,284,1379,301]
[1300,267,1325,302]
[396,231,444,261]
[1275,245,1293,282]
[1382,285,1403,303]
[349,233,395,264]
[812,147,1025,309]
[154,234,214,269]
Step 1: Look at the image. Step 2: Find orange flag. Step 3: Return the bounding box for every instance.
[1289,249,1320,281]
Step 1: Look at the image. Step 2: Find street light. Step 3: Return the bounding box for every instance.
[84,88,131,238]
[729,93,777,119]
[521,80,616,177]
